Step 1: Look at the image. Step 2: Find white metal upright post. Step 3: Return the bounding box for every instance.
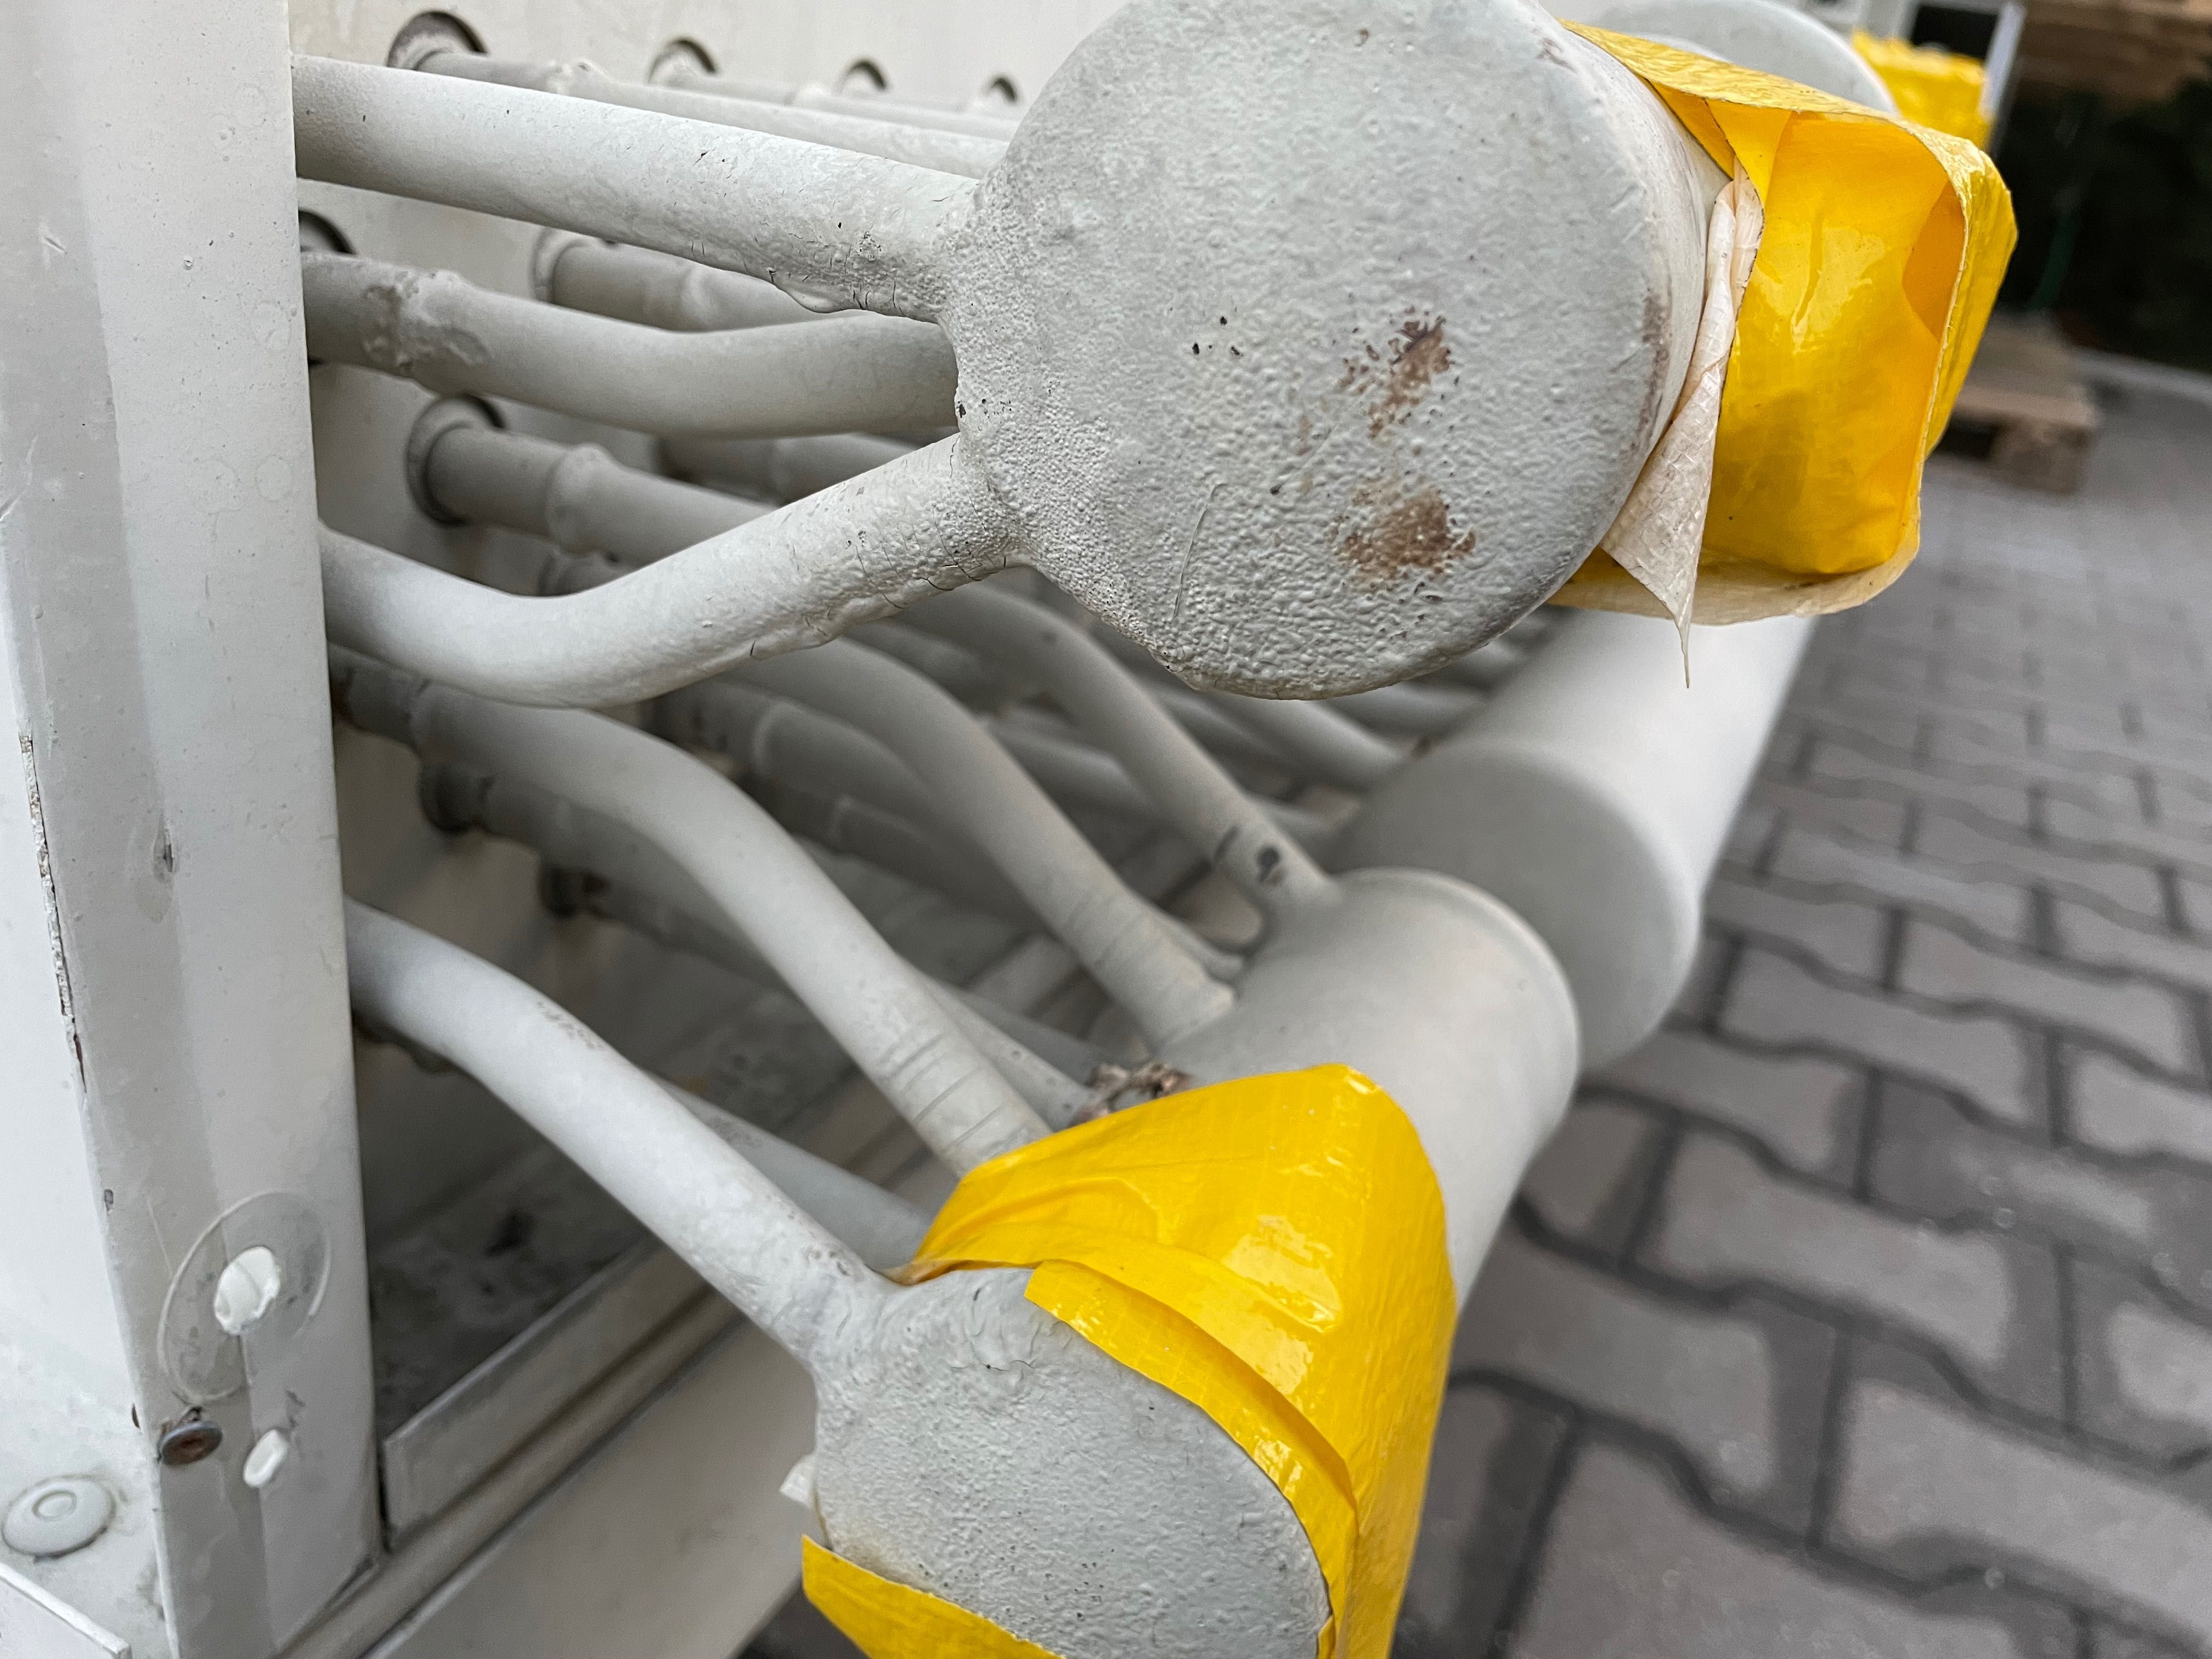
[0,2,380,1654]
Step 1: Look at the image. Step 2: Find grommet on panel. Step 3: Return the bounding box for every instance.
[387,10,484,70]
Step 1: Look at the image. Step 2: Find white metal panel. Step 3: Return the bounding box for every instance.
[0,1563,131,1659]
[0,1,381,1652]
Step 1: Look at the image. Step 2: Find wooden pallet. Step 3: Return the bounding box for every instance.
[1943,317,2103,493]
[2018,0,2212,103]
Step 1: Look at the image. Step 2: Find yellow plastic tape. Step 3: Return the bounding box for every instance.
[802,1539,1062,1658]
[1854,32,1993,149]
[1556,26,2015,622]
[802,1065,1458,1659]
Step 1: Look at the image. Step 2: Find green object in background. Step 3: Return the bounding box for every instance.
[1998,80,2212,371]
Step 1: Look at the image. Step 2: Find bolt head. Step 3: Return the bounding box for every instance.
[157,1417,224,1468]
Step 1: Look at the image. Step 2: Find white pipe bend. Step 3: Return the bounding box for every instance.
[331,651,1046,1171]
[319,437,1015,709]
[342,900,894,1367]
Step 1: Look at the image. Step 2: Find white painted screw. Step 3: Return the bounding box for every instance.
[241,1429,292,1490]
[3,1476,115,1558]
[212,1244,284,1336]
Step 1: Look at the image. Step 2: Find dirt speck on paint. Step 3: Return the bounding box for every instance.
[1339,312,1454,438]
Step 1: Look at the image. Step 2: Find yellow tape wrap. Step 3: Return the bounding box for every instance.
[1854,33,1993,150]
[1556,26,2015,622]
[803,1065,1457,1659]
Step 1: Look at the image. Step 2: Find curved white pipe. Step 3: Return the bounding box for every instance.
[907,588,1335,921]
[331,652,1045,1170]
[319,437,1015,708]
[662,433,912,500]
[418,756,1091,1124]
[343,900,893,1367]
[731,641,1234,1045]
[536,236,821,332]
[659,1082,932,1269]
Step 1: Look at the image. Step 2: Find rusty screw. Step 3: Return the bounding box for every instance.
[156,1414,224,1468]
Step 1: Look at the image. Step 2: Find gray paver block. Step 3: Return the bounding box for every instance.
[1810,695,1929,752]
[2072,1255,2212,1459]
[1725,949,2039,1129]
[2092,1620,2205,1659]
[1746,778,1912,851]
[2042,797,2209,879]
[1805,738,2026,827]
[1915,812,2170,925]
[1833,1374,2212,1649]
[1510,1441,2030,1659]
[1772,825,2032,942]
[741,1594,859,1659]
[2068,1052,2212,1168]
[1455,1231,1809,1516]
[1646,1134,2059,1415]
[1706,876,1888,981]
[1596,1027,1862,1178]
[2180,874,2212,936]
[1870,1081,2212,1311]
[2054,901,2212,997]
[1395,1384,1570,1659]
[1519,1101,1659,1250]
[1899,921,2198,1074]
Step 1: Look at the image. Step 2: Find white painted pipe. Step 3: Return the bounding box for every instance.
[729,640,1235,1045]
[589,879,1107,1114]
[535,235,820,332]
[417,760,1094,1126]
[319,437,1014,706]
[909,587,1336,922]
[292,55,961,318]
[1329,681,1485,740]
[292,0,1722,698]
[343,900,894,1368]
[662,433,913,500]
[1214,696,1409,788]
[1333,610,1814,1068]
[989,719,1335,854]
[404,423,1233,1039]
[420,52,1005,178]
[330,651,1045,1171]
[415,415,1329,918]
[745,778,1041,931]
[302,254,956,438]
[660,1083,930,1271]
[1082,625,1409,789]
[664,66,1024,142]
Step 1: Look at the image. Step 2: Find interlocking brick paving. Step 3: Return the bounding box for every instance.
[742,384,2212,1658]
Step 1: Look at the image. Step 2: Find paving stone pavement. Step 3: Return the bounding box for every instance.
[741,385,2212,1658]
